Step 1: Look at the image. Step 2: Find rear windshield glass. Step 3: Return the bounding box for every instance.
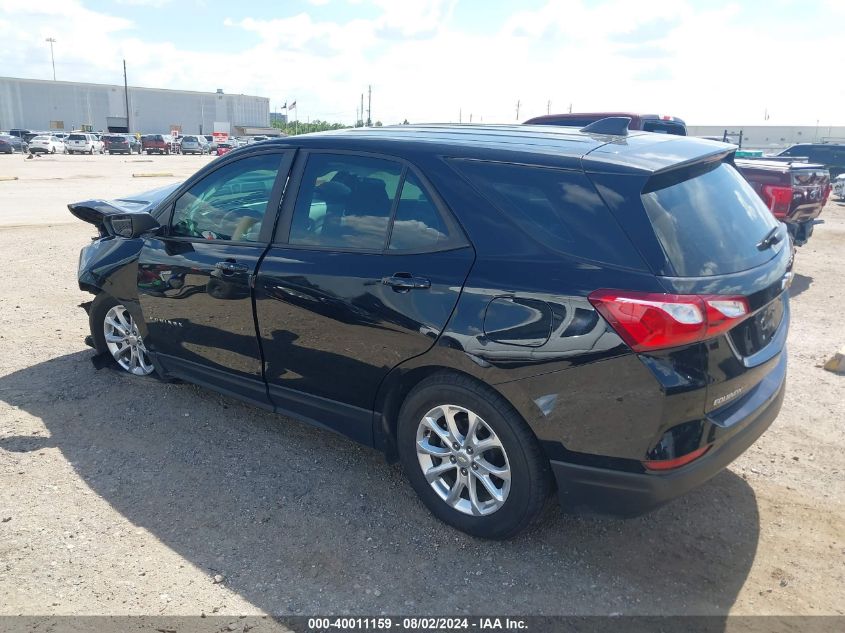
[641,162,780,276]
[68,134,86,140]
[451,159,645,269]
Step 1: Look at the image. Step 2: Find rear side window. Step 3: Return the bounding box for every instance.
[388,172,450,251]
[289,154,402,250]
[641,162,779,277]
[451,160,644,268]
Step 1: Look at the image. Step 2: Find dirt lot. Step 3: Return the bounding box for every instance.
[0,154,843,617]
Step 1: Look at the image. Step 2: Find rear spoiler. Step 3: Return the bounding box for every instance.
[642,149,735,194]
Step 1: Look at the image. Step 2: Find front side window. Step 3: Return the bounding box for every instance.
[289,154,403,250]
[170,153,282,242]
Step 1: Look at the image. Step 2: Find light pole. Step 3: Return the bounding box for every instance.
[45,38,56,80]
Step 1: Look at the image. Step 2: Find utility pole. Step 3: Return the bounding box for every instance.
[123,59,131,133]
[45,38,56,81]
[459,108,462,123]
[367,85,372,127]
[568,103,572,113]
[360,93,364,127]
[516,99,520,121]
[469,113,472,123]
[547,99,551,114]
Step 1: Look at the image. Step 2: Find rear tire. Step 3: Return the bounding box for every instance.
[397,373,551,539]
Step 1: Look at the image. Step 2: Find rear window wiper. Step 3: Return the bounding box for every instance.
[757,225,782,251]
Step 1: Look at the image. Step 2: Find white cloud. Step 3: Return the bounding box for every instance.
[0,0,841,126]
[115,0,172,7]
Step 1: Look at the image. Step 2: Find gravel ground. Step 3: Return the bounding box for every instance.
[0,155,843,617]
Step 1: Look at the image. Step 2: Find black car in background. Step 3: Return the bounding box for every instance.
[0,134,27,153]
[777,143,845,178]
[103,134,141,155]
[70,125,790,538]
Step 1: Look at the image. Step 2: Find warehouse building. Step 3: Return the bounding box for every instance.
[0,76,273,136]
[687,125,845,150]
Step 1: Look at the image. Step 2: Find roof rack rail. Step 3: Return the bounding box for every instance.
[580,117,631,136]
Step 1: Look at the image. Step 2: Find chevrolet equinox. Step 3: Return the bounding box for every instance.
[70,123,791,538]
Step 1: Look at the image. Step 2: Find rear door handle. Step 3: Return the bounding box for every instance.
[215,261,249,274]
[381,274,431,291]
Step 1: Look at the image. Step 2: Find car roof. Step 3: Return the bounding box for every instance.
[258,124,729,175]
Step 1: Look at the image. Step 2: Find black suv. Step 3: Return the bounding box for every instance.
[778,143,845,177]
[70,125,790,538]
[103,134,141,155]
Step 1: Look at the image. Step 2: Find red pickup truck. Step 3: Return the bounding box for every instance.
[734,159,830,246]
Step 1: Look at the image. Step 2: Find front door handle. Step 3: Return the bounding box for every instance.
[215,261,249,274]
[382,273,431,291]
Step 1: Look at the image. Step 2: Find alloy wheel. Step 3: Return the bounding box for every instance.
[103,304,154,376]
[416,404,511,516]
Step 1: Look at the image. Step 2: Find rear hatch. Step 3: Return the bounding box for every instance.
[586,143,790,418]
[106,136,129,148]
[68,134,89,148]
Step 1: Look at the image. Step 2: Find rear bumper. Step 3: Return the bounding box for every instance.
[551,354,786,516]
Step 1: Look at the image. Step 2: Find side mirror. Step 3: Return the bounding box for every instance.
[106,212,160,239]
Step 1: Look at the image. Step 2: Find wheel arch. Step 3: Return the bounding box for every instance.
[371,348,541,464]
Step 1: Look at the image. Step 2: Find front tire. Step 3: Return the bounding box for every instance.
[397,373,551,539]
[89,294,155,377]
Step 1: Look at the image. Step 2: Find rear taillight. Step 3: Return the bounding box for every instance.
[761,184,794,218]
[587,290,750,352]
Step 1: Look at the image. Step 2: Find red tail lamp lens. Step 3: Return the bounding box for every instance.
[588,290,749,352]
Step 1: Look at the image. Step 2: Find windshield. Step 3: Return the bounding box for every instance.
[641,162,780,276]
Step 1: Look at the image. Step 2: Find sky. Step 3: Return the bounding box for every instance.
[0,0,843,126]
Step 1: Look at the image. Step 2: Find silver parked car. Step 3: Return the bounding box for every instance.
[66,133,104,155]
[180,135,210,155]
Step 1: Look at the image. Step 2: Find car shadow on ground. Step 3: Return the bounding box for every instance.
[0,351,760,617]
[789,273,813,299]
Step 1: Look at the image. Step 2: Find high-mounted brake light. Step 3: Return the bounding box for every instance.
[761,184,794,218]
[588,290,749,352]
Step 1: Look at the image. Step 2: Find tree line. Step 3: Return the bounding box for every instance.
[271,119,386,136]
